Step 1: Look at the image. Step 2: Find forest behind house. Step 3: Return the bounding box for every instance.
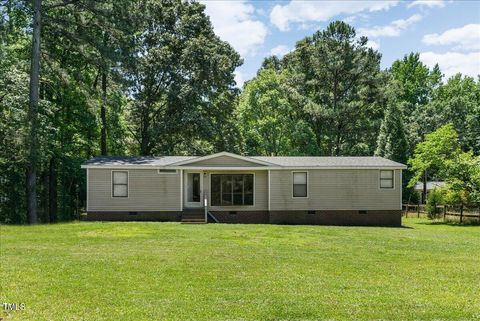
[1,0,479,224]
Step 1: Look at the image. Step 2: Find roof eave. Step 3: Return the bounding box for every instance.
[81,165,407,170]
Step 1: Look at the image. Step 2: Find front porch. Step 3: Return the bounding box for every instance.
[181,170,261,224]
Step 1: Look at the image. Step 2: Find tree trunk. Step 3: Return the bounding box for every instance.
[49,157,57,223]
[6,0,13,35]
[42,163,49,223]
[422,170,427,204]
[100,71,107,155]
[26,0,42,224]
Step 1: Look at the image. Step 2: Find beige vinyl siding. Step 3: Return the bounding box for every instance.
[269,169,401,211]
[184,155,264,167]
[205,170,268,211]
[88,169,180,211]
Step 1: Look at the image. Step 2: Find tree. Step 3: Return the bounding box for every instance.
[390,53,441,112]
[408,124,460,188]
[283,21,384,156]
[26,0,42,224]
[408,124,480,206]
[389,53,442,153]
[123,1,241,156]
[237,68,297,156]
[426,188,443,219]
[428,74,480,154]
[443,151,480,206]
[375,101,409,164]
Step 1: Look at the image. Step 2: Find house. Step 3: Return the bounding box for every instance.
[81,152,406,226]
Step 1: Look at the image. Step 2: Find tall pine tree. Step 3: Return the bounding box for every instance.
[375,102,409,164]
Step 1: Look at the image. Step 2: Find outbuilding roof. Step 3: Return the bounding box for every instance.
[413,181,445,191]
[82,152,407,169]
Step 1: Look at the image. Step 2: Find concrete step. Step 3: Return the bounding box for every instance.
[181,220,207,224]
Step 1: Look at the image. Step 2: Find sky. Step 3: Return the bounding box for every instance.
[200,0,480,87]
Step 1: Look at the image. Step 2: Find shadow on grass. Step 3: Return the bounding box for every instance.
[415,220,480,227]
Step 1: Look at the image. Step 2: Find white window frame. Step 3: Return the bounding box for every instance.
[292,171,308,198]
[111,170,129,198]
[379,170,394,189]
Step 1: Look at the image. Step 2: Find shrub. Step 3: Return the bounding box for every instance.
[426,189,444,219]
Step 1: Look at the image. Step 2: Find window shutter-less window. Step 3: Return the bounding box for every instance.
[380,170,394,189]
[112,171,128,197]
[293,172,307,197]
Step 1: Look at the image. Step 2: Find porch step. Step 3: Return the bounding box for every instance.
[181,210,205,224]
[182,220,207,224]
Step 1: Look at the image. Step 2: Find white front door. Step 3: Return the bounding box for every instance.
[184,171,203,208]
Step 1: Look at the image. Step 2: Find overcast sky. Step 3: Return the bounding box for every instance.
[200,0,480,87]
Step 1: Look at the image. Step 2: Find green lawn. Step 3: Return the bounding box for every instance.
[1,219,479,321]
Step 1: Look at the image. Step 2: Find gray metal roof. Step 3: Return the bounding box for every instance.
[83,154,406,168]
[414,181,445,191]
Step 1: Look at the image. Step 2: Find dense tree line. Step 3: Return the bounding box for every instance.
[0,2,478,223]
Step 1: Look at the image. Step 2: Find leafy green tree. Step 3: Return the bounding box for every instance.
[426,188,443,219]
[283,21,384,156]
[443,151,480,206]
[408,124,480,206]
[389,53,442,153]
[124,1,241,156]
[428,74,480,154]
[390,53,441,112]
[237,68,297,156]
[408,124,460,188]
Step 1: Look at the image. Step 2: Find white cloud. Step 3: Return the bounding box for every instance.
[270,45,291,57]
[420,51,480,78]
[407,0,445,8]
[235,70,245,87]
[201,0,267,56]
[422,24,480,51]
[270,1,399,31]
[367,39,380,50]
[358,14,422,38]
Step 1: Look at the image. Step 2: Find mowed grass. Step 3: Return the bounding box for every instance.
[1,219,479,321]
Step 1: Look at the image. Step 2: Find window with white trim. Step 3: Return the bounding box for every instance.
[112,171,128,197]
[211,174,254,206]
[380,170,394,189]
[292,172,308,197]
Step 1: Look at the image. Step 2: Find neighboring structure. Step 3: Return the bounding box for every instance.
[81,152,406,226]
[414,181,445,197]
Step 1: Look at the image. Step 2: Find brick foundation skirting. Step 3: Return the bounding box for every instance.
[209,211,269,224]
[85,210,401,226]
[269,210,402,227]
[84,211,182,222]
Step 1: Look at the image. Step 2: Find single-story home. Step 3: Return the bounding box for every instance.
[81,152,406,226]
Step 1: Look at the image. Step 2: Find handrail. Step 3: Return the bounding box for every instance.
[204,191,208,223]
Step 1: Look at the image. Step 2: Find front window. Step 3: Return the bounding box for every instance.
[211,174,254,206]
[292,172,308,197]
[112,171,128,197]
[380,170,394,189]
